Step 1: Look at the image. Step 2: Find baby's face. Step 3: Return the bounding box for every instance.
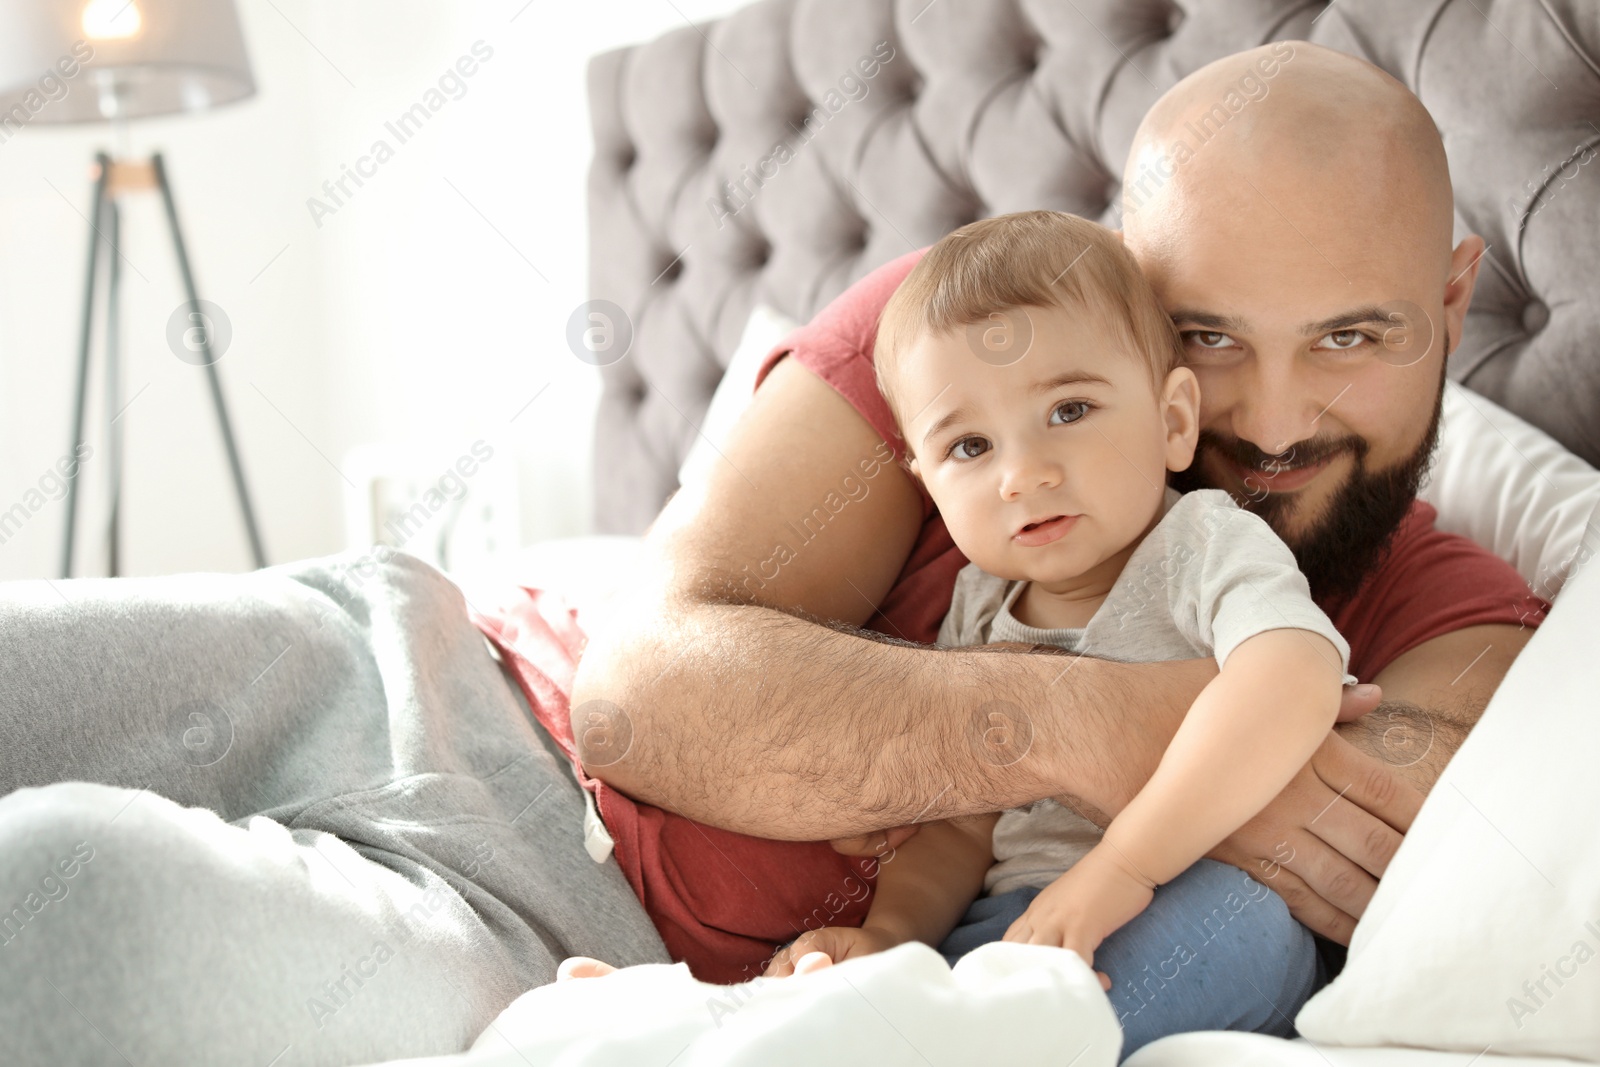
[897,303,1190,585]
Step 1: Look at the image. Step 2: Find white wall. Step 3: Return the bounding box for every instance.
[0,0,748,581]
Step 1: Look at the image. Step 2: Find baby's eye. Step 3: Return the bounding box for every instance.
[1051,400,1092,425]
[1316,329,1370,351]
[948,436,990,461]
[1183,331,1236,350]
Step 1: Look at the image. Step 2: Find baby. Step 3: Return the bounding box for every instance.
[767,210,1357,1051]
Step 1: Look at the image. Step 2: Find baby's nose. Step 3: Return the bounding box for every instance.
[998,453,1064,497]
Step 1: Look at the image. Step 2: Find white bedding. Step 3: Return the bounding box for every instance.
[369,942,1122,1067]
[446,534,650,633]
[1127,1033,1589,1066]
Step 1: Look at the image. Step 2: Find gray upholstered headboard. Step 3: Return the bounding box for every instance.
[586,0,1600,535]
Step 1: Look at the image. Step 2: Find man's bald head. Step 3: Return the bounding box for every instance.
[1122,42,1454,275]
[1112,42,1487,602]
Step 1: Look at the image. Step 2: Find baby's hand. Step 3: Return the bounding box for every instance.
[556,956,619,981]
[763,925,903,977]
[1002,845,1157,991]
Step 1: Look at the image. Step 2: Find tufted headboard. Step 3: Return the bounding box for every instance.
[586,0,1600,535]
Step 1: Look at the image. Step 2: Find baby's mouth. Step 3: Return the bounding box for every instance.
[1013,514,1080,545]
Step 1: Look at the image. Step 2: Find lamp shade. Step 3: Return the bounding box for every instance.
[0,0,254,125]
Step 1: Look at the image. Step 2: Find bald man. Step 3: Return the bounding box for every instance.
[570,43,1545,1034]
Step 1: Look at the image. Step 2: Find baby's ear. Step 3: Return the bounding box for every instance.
[1161,366,1201,472]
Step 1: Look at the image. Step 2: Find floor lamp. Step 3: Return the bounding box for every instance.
[0,0,266,576]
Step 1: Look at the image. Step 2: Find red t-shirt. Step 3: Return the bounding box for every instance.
[472,247,1549,984]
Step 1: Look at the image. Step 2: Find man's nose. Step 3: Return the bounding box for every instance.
[1227,361,1326,457]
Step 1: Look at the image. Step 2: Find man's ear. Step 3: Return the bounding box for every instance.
[1161,366,1201,473]
[1442,234,1486,362]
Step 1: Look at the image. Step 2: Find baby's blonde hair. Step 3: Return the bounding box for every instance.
[874,210,1184,446]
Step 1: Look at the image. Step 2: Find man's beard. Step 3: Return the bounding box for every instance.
[1170,363,1447,604]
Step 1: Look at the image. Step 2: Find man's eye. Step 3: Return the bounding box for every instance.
[1318,329,1370,351]
[1051,400,1092,425]
[949,437,990,460]
[1184,331,1235,349]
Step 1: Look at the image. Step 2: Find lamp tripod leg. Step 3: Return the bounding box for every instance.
[105,199,122,578]
[151,152,268,569]
[60,152,111,580]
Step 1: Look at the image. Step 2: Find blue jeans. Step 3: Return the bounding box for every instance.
[938,860,1325,1061]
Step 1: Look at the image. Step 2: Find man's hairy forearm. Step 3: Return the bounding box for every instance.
[570,595,1205,840]
[1335,695,1482,793]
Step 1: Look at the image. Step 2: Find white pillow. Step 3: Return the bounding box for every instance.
[445,534,651,637]
[452,942,1120,1067]
[1126,1031,1590,1066]
[1294,550,1600,1057]
[1419,381,1600,600]
[676,304,799,488]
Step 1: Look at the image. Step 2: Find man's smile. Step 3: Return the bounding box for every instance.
[1227,454,1334,494]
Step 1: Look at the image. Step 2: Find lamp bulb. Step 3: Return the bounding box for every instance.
[82,0,143,40]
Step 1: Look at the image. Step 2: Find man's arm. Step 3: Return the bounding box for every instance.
[1340,623,1533,791]
[571,355,1210,838]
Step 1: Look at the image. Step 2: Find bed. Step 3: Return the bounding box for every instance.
[0,0,1591,1063]
[426,0,1600,1064]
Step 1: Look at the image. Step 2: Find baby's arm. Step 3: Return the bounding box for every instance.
[1105,629,1343,876]
[765,813,998,976]
[1008,629,1342,960]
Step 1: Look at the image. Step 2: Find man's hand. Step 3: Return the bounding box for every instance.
[1209,728,1424,944]
[763,926,904,977]
[1211,626,1533,945]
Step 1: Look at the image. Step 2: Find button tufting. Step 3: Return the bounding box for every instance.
[618,145,636,170]
[1522,299,1549,335]
[1022,38,1043,73]
[1167,3,1185,34]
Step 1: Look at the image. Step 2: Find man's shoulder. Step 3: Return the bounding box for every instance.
[751,247,934,484]
[803,248,929,361]
[1327,497,1548,679]
[754,248,930,396]
[1356,499,1474,587]
[1346,497,1541,604]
